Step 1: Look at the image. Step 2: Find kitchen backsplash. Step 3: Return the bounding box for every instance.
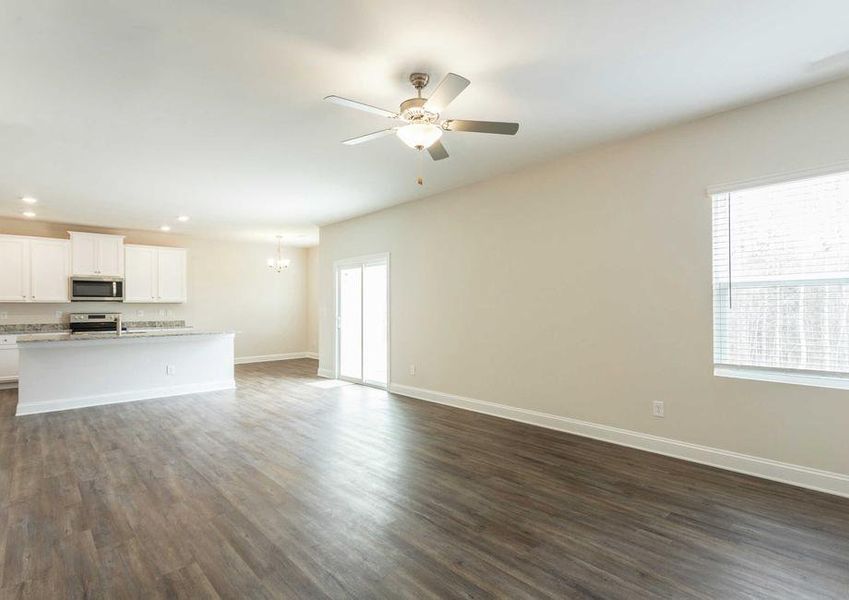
[0,305,184,325]
[0,320,187,334]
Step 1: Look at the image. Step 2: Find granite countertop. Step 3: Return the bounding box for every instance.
[16,329,234,344]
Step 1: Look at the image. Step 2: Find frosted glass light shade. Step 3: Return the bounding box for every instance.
[396,123,443,149]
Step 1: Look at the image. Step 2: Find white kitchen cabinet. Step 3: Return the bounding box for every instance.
[0,237,29,302]
[70,232,96,275]
[157,248,186,303]
[70,232,124,276]
[0,336,19,386]
[30,239,71,302]
[124,245,157,302]
[0,235,70,303]
[124,245,187,303]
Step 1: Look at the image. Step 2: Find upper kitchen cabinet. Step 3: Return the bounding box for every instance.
[30,238,72,302]
[0,236,29,302]
[124,245,157,302]
[157,248,187,303]
[124,245,187,303]
[0,235,70,303]
[69,232,124,276]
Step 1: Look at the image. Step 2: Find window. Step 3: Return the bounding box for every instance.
[712,170,849,389]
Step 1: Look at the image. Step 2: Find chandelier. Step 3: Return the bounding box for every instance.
[267,235,291,272]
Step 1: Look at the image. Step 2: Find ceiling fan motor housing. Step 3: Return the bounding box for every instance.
[399,97,438,123]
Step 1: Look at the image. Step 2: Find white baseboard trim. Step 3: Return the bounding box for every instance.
[235,352,313,364]
[317,367,334,379]
[16,380,236,416]
[304,352,319,360]
[389,383,849,499]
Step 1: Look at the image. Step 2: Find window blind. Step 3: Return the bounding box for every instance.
[712,170,849,379]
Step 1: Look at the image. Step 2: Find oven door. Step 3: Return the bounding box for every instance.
[70,278,124,302]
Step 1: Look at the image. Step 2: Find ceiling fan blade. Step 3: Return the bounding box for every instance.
[324,95,397,119]
[427,139,449,161]
[342,129,396,145]
[443,119,519,135]
[423,73,470,113]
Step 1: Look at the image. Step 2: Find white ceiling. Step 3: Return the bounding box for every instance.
[1,1,849,246]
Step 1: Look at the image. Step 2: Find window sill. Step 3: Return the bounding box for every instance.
[714,366,849,391]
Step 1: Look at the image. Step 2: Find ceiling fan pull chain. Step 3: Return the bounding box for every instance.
[417,147,424,186]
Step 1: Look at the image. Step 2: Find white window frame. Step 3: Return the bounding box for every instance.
[709,161,849,391]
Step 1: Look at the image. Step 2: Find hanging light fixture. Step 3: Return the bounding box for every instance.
[267,235,291,272]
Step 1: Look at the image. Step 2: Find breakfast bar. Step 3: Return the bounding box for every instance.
[15,330,235,416]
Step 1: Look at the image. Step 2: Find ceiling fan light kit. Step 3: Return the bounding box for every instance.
[396,122,443,149]
[325,71,519,184]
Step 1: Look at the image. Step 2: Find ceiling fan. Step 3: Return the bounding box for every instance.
[324,72,519,163]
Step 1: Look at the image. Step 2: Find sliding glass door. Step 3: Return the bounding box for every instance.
[338,266,363,380]
[336,254,389,388]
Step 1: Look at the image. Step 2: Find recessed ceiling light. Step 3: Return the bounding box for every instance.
[21,196,38,205]
[22,210,36,218]
[159,225,171,232]
[177,215,189,222]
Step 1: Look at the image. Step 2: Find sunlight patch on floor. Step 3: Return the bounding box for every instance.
[308,379,354,389]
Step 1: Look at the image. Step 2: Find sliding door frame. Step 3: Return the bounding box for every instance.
[333,252,390,390]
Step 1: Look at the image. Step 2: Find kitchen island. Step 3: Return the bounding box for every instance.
[15,330,235,416]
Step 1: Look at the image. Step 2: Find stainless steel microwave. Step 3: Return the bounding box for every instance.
[70,276,124,302]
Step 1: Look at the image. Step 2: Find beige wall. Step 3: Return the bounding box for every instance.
[319,77,849,476]
[0,218,309,360]
[305,246,319,354]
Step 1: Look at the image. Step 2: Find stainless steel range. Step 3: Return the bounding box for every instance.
[69,313,123,335]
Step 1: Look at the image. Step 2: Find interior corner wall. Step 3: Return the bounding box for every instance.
[306,245,319,354]
[318,77,849,477]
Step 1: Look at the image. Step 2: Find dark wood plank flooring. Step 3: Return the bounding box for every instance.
[1,359,848,599]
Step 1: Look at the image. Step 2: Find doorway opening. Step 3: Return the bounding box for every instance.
[335,254,389,388]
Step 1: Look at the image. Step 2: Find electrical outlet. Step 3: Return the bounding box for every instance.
[54,310,63,318]
[0,312,7,320]
[166,365,176,375]
[158,309,166,317]
[409,364,416,376]
[652,400,665,418]
[136,310,144,317]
